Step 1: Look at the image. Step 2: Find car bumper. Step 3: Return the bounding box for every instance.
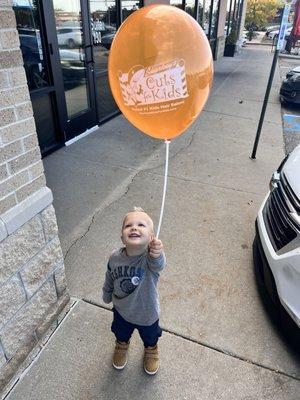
[280,86,300,104]
[256,194,300,327]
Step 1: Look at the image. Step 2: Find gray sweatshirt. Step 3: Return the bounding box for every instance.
[102,247,166,326]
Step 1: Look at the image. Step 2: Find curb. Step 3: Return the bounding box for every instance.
[245,42,272,46]
[279,54,300,61]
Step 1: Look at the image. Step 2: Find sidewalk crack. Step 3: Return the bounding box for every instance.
[63,130,197,261]
[64,173,136,262]
[82,299,300,382]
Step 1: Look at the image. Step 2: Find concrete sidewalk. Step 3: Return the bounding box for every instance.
[4,45,300,399]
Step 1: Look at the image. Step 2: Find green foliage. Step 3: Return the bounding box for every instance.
[246,0,284,29]
[226,30,238,44]
[226,23,238,44]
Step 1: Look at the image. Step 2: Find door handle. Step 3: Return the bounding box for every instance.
[84,44,94,64]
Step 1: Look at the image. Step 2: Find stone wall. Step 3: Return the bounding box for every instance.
[215,36,225,59]
[0,0,70,392]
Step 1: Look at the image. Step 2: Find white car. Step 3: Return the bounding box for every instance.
[266,23,292,37]
[57,27,82,48]
[268,26,292,40]
[253,144,300,342]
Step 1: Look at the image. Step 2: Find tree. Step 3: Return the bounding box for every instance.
[245,0,283,29]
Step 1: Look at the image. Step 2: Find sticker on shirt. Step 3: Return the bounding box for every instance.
[116,266,145,295]
[131,276,140,286]
[120,278,136,294]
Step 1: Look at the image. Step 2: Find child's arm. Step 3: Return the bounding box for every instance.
[147,238,166,273]
[102,263,114,304]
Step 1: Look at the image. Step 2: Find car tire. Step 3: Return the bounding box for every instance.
[253,236,300,352]
[252,236,280,323]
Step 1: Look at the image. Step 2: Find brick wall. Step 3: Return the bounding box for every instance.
[0,7,44,214]
[0,1,70,392]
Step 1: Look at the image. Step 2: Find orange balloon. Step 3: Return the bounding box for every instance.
[108,5,213,140]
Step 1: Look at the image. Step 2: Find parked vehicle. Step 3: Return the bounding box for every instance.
[57,27,82,48]
[280,66,300,105]
[59,49,86,89]
[266,23,292,37]
[266,24,280,36]
[101,32,115,49]
[253,145,300,343]
[268,26,292,40]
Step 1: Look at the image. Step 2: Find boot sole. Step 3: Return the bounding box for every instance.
[144,365,159,375]
[113,360,127,370]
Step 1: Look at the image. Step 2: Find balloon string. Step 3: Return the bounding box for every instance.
[156,139,170,238]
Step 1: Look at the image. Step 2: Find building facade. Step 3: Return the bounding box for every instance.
[0,0,246,392]
[0,1,70,392]
[12,0,246,154]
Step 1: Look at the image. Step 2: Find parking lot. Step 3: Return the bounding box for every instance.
[279,55,300,117]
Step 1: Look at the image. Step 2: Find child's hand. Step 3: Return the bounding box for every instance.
[149,238,163,258]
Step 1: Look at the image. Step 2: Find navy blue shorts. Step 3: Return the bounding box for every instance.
[111,308,162,347]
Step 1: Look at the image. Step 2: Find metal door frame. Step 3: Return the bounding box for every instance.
[42,0,98,142]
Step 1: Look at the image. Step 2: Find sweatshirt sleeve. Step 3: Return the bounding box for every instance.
[147,251,166,274]
[102,263,114,304]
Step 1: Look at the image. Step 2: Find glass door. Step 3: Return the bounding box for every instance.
[90,0,143,123]
[13,0,64,156]
[48,0,98,141]
[90,0,119,122]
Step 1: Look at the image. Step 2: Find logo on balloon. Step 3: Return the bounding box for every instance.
[109,4,213,139]
[118,59,189,113]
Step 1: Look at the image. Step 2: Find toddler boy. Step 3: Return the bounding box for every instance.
[102,207,166,375]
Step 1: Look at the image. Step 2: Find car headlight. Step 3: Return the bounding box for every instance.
[269,154,290,191]
[277,154,289,173]
[269,171,280,191]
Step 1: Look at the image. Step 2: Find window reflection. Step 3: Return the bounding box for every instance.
[122,0,141,21]
[185,0,196,18]
[90,0,118,120]
[203,0,211,35]
[53,0,89,118]
[210,0,220,39]
[225,0,240,40]
[225,0,233,36]
[90,0,117,50]
[197,0,205,29]
[170,0,184,10]
[13,0,48,90]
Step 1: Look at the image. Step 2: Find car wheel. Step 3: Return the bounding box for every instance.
[279,305,300,351]
[253,236,300,351]
[252,236,280,323]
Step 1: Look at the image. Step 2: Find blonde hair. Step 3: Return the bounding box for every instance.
[122,207,154,232]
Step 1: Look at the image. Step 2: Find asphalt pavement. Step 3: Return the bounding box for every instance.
[4,44,300,399]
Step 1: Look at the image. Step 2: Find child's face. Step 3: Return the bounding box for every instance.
[121,212,154,249]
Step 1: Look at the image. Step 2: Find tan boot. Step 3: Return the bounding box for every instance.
[113,341,129,370]
[143,344,159,375]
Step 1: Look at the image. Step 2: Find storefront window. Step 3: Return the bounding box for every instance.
[225,0,233,36]
[170,0,184,10]
[122,0,142,21]
[185,0,196,18]
[197,0,205,28]
[90,0,118,121]
[203,0,211,35]
[210,0,220,39]
[225,0,240,39]
[52,0,90,118]
[13,0,61,153]
[13,0,49,90]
